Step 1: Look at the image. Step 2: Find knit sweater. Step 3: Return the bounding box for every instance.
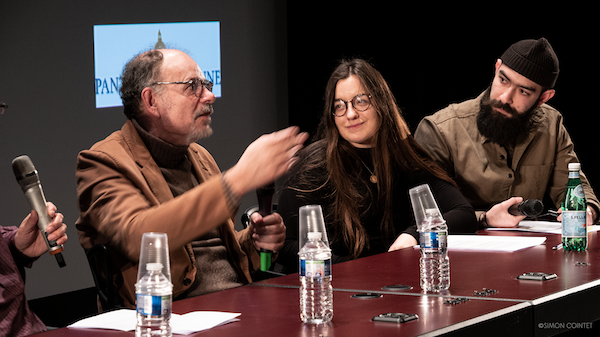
[133,121,242,298]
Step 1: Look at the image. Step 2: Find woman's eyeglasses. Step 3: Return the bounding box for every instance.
[332,94,372,117]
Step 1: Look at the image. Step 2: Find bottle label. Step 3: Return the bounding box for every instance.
[573,184,585,198]
[569,171,581,179]
[136,293,172,316]
[562,211,587,237]
[420,231,447,249]
[300,259,331,278]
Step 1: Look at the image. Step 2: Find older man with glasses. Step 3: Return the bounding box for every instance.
[75,49,308,309]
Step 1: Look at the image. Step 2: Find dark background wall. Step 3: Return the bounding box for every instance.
[287,3,598,175]
[0,0,598,324]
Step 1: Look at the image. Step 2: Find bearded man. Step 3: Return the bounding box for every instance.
[414,38,598,228]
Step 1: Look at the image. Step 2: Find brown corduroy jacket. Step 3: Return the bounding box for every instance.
[76,120,260,308]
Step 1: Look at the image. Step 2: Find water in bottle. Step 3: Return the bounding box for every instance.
[299,232,333,324]
[135,263,173,337]
[562,163,588,251]
[419,209,450,292]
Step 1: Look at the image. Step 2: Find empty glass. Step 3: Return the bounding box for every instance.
[299,205,330,251]
[137,232,171,283]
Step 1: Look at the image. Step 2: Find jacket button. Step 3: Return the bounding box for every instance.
[183,278,191,286]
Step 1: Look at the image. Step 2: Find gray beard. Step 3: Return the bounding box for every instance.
[190,104,214,142]
[189,122,213,143]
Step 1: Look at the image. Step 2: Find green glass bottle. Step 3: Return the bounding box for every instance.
[561,163,587,251]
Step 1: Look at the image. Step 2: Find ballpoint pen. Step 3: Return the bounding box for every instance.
[552,243,563,250]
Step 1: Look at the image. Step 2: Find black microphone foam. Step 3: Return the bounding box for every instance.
[12,155,66,267]
[508,199,544,217]
[256,182,275,216]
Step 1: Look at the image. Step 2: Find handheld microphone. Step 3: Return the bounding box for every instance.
[256,182,275,271]
[508,199,544,218]
[12,155,66,268]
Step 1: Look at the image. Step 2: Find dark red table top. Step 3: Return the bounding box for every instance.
[38,229,600,336]
[50,284,530,337]
[261,231,600,303]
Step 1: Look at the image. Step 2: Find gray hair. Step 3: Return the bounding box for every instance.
[119,50,165,120]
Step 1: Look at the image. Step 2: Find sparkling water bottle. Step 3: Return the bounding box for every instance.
[562,163,588,251]
[299,232,333,324]
[135,263,173,337]
[419,209,450,292]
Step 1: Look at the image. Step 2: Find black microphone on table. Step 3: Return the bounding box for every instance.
[12,155,66,268]
[508,199,544,218]
[256,182,275,271]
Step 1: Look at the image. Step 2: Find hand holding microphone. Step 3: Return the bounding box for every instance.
[508,199,544,217]
[12,155,66,267]
[256,182,275,271]
[15,202,67,259]
[484,197,542,228]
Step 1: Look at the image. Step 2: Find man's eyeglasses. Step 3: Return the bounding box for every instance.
[152,78,214,97]
[332,94,372,117]
[0,102,7,115]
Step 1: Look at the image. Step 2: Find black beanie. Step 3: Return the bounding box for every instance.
[500,38,559,88]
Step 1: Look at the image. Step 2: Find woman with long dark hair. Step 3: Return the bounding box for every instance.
[277,59,477,273]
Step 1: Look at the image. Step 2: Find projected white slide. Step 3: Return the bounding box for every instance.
[94,21,221,109]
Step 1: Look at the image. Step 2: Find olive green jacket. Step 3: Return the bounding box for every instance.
[415,92,599,220]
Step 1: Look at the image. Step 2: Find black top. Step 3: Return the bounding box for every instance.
[277,142,477,273]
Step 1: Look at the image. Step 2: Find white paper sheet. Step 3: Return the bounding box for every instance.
[447,235,547,252]
[67,309,241,335]
[486,221,600,235]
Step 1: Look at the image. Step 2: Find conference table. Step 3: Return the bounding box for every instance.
[39,228,600,336]
[257,229,600,336]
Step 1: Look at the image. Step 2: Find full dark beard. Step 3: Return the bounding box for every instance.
[476,87,537,148]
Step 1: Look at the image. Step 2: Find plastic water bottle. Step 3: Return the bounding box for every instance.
[299,232,333,324]
[419,209,450,292]
[562,163,588,251]
[135,263,173,337]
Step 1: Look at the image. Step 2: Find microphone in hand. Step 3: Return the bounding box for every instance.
[508,199,544,218]
[12,155,66,268]
[256,182,275,271]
